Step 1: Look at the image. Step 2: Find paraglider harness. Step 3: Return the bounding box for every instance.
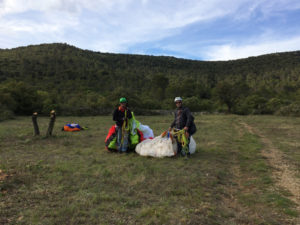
[62,123,88,132]
[105,112,144,152]
[121,110,130,146]
[161,128,189,156]
[172,128,189,155]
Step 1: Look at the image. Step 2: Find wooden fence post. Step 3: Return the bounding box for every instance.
[32,112,40,136]
[46,110,56,137]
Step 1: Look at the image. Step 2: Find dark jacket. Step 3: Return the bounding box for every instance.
[170,106,196,135]
[113,107,132,127]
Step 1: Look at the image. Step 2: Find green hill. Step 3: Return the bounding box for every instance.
[0,43,300,117]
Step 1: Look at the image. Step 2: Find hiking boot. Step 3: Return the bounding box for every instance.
[185,152,191,159]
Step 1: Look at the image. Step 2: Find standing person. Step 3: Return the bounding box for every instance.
[113,97,132,153]
[169,97,196,156]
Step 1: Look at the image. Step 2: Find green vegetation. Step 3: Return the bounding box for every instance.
[0,115,299,224]
[1,43,300,119]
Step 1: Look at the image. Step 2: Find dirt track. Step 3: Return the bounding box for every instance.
[240,122,300,222]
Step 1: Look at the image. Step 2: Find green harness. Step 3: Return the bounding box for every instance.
[172,129,189,155]
[121,110,130,145]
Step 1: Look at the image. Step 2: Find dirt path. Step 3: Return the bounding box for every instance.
[240,122,300,221]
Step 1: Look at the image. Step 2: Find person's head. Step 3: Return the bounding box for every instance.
[174,97,182,108]
[119,97,127,108]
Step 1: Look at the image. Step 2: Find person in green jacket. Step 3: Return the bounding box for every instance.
[113,97,132,153]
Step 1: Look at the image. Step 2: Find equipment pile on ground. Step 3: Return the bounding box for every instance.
[135,130,196,158]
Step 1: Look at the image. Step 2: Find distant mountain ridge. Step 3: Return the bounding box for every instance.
[0,43,299,116]
[1,43,300,88]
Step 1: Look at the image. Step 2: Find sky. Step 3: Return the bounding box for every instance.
[1,0,300,61]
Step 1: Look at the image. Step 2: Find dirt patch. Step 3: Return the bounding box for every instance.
[240,122,300,219]
[0,169,9,182]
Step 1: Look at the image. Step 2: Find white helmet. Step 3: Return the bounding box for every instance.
[174,97,182,102]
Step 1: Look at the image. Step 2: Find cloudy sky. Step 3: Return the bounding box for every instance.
[1,0,300,60]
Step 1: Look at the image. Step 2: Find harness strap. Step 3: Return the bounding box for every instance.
[121,110,130,144]
[171,129,189,155]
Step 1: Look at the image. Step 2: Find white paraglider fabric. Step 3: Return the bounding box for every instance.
[135,135,177,158]
[138,124,154,139]
[189,136,196,154]
[136,135,197,158]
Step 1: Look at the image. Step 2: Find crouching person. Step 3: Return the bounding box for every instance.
[113,97,132,153]
[169,97,196,156]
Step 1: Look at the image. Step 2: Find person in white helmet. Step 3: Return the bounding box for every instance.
[169,97,196,156]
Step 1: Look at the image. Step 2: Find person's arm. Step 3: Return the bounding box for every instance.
[184,107,192,128]
[127,108,132,119]
[170,111,176,128]
[113,109,118,122]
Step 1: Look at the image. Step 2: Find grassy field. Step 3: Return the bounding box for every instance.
[0,115,299,225]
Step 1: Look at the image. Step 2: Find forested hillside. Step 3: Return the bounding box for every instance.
[0,43,300,118]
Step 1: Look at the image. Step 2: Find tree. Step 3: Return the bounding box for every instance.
[151,74,169,100]
[0,81,41,115]
[214,82,237,112]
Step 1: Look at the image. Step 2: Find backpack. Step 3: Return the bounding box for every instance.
[189,115,197,136]
[62,123,82,132]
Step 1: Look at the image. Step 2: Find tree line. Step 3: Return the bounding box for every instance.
[0,43,300,120]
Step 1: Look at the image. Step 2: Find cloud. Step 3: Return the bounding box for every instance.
[204,35,300,61]
[0,0,240,48]
[0,0,82,16]
[79,0,244,52]
[0,0,300,59]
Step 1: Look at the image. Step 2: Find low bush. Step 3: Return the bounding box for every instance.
[275,102,300,116]
[0,105,14,121]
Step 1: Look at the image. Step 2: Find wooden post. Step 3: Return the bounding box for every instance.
[32,112,40,136]
[46,110,56,137]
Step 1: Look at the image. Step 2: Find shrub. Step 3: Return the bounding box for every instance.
[0,104,14,121]
[265,98,284,114]
[275,102,300,116]
[183,96,213,112]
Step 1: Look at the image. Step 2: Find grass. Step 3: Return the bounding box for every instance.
[0,115,299,224]
[241,116,300,173]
